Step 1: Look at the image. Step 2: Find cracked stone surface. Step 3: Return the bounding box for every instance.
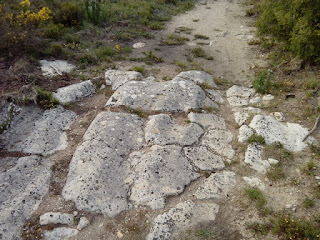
[145,114,204,146]
[226,85,255,107]
[105,78,206,112]
[194,171,237,200]
[0,156,52,240]
[184,146,225,171]
[129,145,199,209]
[244,143,270,173]
[205,89,224,104]
[146,200,219,240]
[188,112,226,130]
[62,112,145,216]
[201,129,235,159]
[53,80,95,104]
[172,70,217,88]
[249,115,310,151]
[1,106,77,156]
[105,70,143,90]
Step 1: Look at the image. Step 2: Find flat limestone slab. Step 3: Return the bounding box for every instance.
[39,60,75,77]
[1,106,77,156]
[0,156,52,240]
[226,85,255,107]
[146,200,219,240]
[249,115,309,151]
[194,171,236,200]
[105,78,206,112]
[245,143,270,173]
[129,145,199,209]
[62,112,145,217]
[145,114,204,146]
[172,71,217,88]
[188,112,226,130]
[53,80,95,104]
[105,70,143,90]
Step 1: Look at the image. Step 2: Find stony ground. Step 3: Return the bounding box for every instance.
[1,1,320,240]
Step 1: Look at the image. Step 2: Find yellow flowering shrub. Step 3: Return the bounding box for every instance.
[0,0,52,55]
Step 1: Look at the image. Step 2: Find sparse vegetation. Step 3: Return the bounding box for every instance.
[160,34,189,45]
[247,134,265,144]
[128,66,145,73]
[194,34,209,40]
[302,197,315,209]
[36,88,59,109]
[252,71,271,94]
[267,164,285,181]
[190,47,213,60]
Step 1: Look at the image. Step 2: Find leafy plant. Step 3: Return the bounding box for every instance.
[252,71,271,94]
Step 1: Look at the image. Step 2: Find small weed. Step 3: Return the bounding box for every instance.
[195,229,213,239]
[194,34,209,40]
[252,71,271,94]
[36,88,59,109]
[162,76,172,81]
[142,51,163,65]
[193,19,200,22]
[247,134,265,144]
[304,77,320,90]
[0,104,15,134]
[267,164,285,181]
[175,26,193,34]
[174,60,188,70]
[280,149,293,161]
[246,222,271,236]
[190,47,213,60]
[302,197,315,209]
[148,21,164,30]
[128,108,148,118]
[198,82,214,90]
[128,66,145,73]
[244,188,267,209]
[203,106,217,113]
[309,143,320,158]
[302,160,316,175]
[160,34,189,45]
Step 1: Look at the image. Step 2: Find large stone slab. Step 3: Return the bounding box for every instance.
[62,112,145,217]
[44,227,78,240]
[129,145,199,209]
[172,71,217,88]
[201,129,235,159]
[184,146,225,171]
[249,115,309,151]
[53,80,95,104]
[0,156,52,240]
[1,106,76,156]
[105,78,206,112]
[188,112,226,130]
[145,114,204,146]
[105,70,143,90]
[194,171,236,200]
[226,85,255,107]
[146,200,219,240]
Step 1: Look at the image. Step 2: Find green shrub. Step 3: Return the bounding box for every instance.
[42,23,65,39]
[247,134,266,144]
[52,0,83,26]
[257,0,320,63]
[36,88,59,109]
[252,71,271,94]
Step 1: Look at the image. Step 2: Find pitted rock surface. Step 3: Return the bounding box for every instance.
[172,70,217,88]
[194,171,236,200]
[249,115,309,151]
[1,106,76,156]
[105,78,206,112]
[53,80,95,104]
[184,146,225,171]
[40,212,74,226]
[226,85,255,107]
[105,70,143,90]
[43,227,79,240]
[129,145,199,209]
[245,143,270,173]
[188,112,226,130]
[201,129,235,159]
[0,156,52,240]
[145,114,204,146]
[234,111,250,126]
[63,112,144,216]
[238,125,254,143]
[146,200,219,240]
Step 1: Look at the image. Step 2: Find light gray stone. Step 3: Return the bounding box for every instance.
[262,94,274,101]
[249,115,309,151]
[249,96,262,105]
[203,97,219,109]
[244,144,270,173]
[194,171,236,199]
[184,146,225,171]
[145,114,204,146]
[234,111,249,126]
[77,217,90,231]
[53,80,95,104]
[238,125,254,143]
[133,42,146,49]
[205,89,224,104]
[105,79,206,112]
[243,107,262,114]
[146,200,219,240]
[129,145,199,209]
[226,85,255,107]
[201,129,235,159]
[44,227,78,240]
[40,212,74,226]
[243,177,265,190]
[172,71,217,88]
[268,158,279,165]
[0,156,52,240]
[39,60,75,77]
[105,70,143,90]
[63,112,145,217]
[188,112,226,130]
[1,106,76,156]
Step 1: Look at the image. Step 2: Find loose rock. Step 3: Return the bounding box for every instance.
[244,144,270,173]
[226,85,255,107]
[39,60,76,77]
[77,217,90,231]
